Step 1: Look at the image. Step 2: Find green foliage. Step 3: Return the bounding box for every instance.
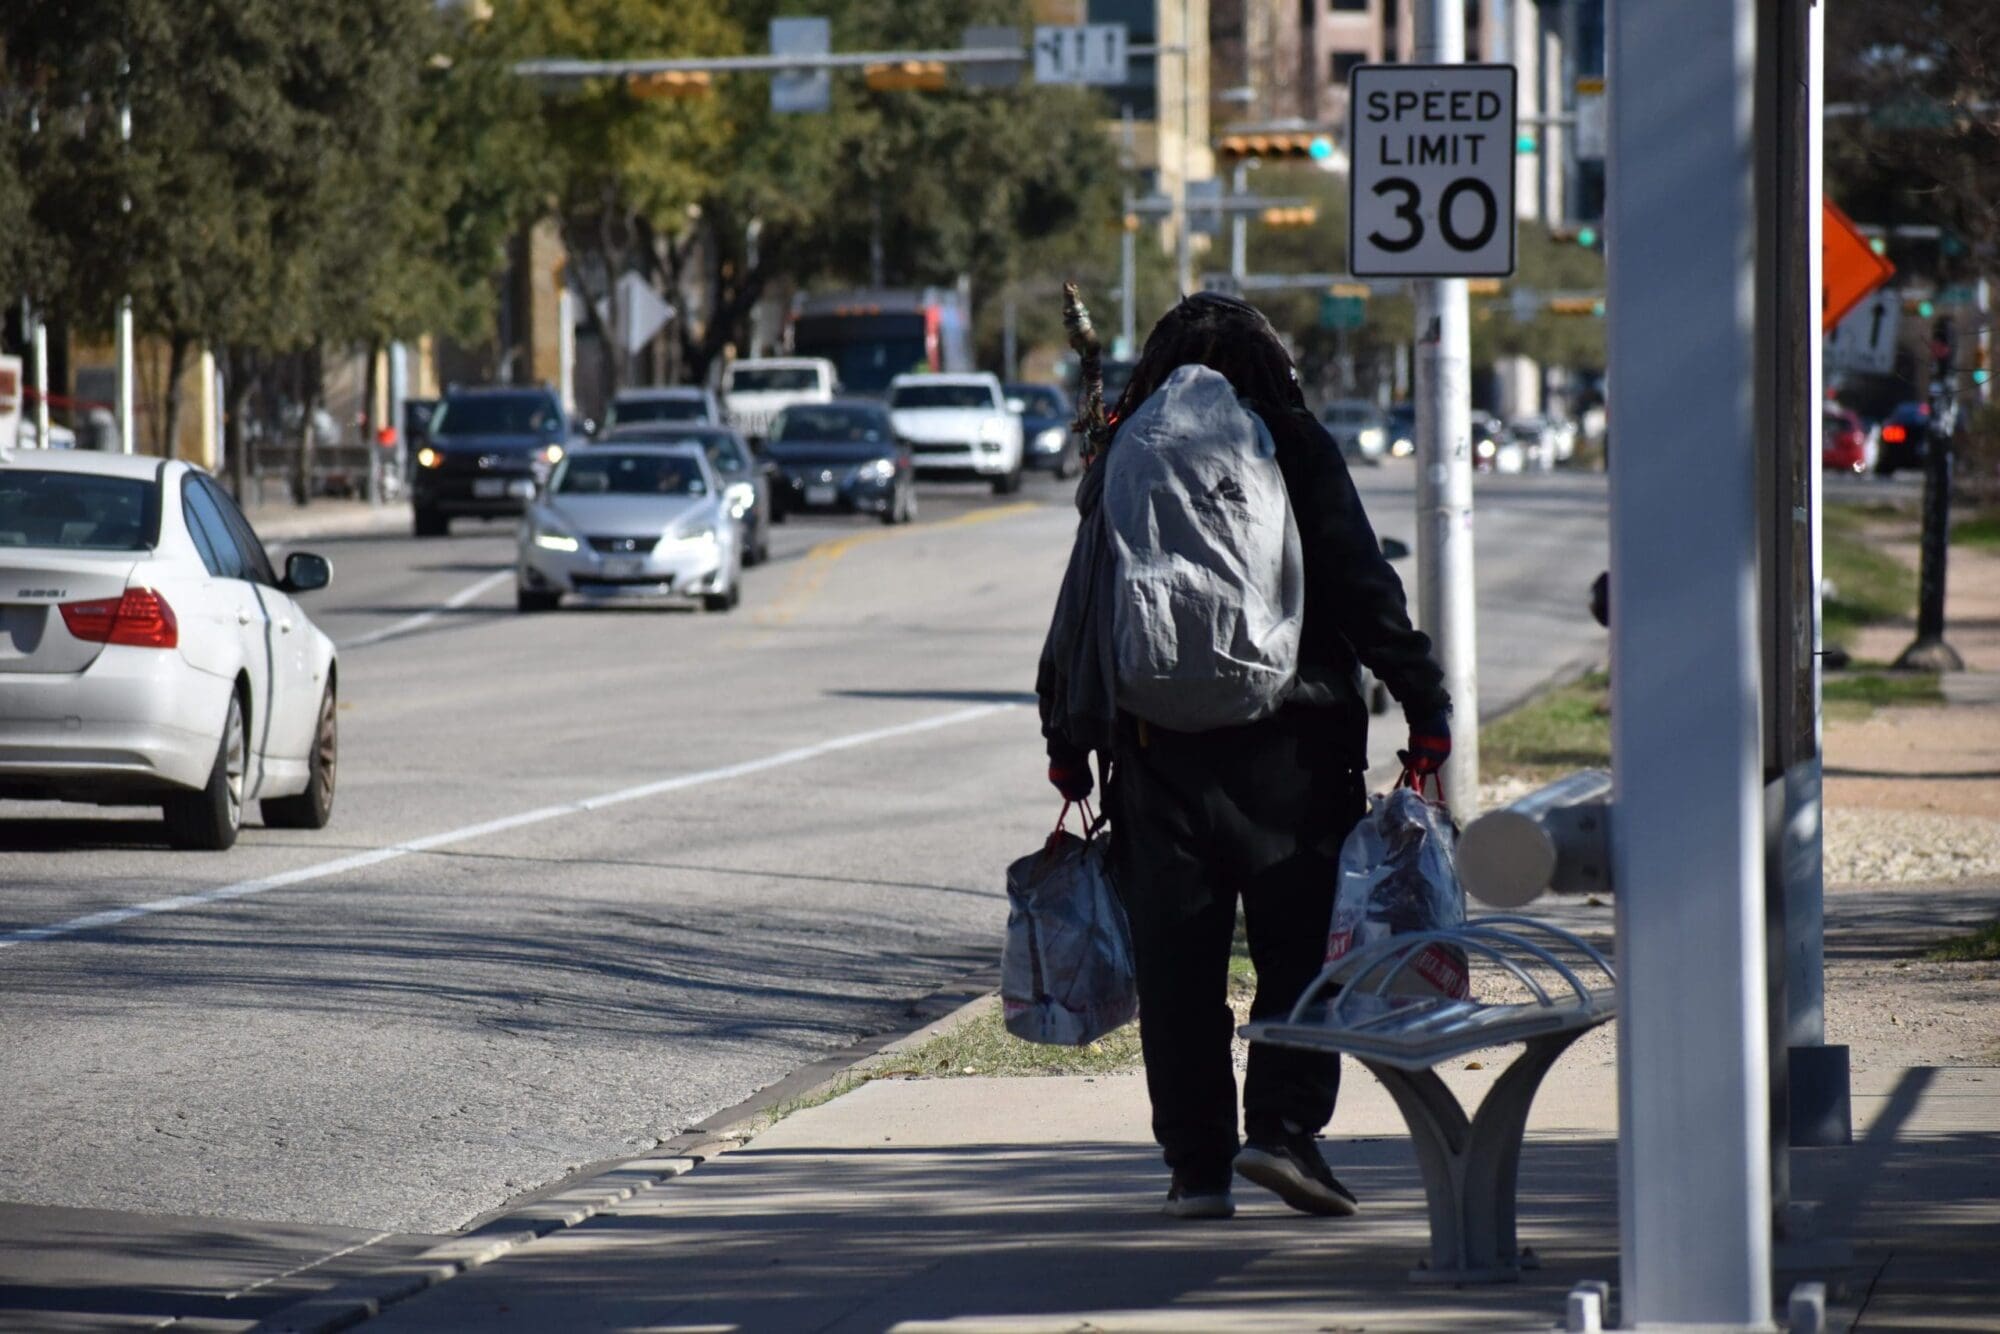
[1954,510,2000,550]
[1823,504,1918,650]
[1821,670,1942,715]
[1482,671,1612,779]
[1923,920,2000,964]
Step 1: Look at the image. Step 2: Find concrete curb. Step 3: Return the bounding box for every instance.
[251,966,1000,1334]
[245,504,414,544]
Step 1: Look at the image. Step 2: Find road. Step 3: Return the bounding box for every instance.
[0,461,1608,1328]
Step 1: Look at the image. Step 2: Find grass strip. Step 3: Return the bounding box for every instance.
[1481,670,1611,779]
[1822,670,1943,719]
[1954,509,2000,550]
[1922,920,2000,963]
[1823,503,1918,650]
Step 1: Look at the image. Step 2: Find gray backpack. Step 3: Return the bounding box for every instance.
[1102,365,1303,731]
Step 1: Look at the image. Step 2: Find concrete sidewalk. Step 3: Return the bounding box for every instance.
[238,497,413,544]
[255,1051,2000,1333]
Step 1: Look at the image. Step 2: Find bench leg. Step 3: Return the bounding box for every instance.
[1361,1031,1585,1285]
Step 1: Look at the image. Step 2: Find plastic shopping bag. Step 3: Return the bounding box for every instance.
[1002,805,1139,1046]
[1325,778,1470,1000]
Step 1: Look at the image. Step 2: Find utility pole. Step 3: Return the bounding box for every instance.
[1120,107,1137,357]
[1896,315,1965,670]
[1412,0,1480,817]
[115,79,135,454]
[1228,160,1249,281]
[1172,0,1194,296]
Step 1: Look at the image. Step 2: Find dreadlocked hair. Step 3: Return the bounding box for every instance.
[1106,292,1310,440]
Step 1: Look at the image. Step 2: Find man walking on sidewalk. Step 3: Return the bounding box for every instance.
[1037,293,1451,1220]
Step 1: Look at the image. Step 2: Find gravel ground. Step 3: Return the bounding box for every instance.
[1824,806,2000,887]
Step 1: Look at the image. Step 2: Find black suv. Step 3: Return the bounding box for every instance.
[410,388,568,537]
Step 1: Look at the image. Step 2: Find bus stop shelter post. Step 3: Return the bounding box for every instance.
[1606,0,1775,1325]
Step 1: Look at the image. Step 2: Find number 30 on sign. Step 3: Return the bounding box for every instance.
[1348,64,1518,279]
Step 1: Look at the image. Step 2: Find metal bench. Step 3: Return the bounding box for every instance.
[1242,916,1616,1285]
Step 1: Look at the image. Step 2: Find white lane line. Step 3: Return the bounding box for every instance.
[0,703,1014,952]
[338,569,514,649]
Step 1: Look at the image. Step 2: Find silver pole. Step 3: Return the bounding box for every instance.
[1121,108,1138,355]
[1002,285,1018,381]
[32,311,51,448]
[1173,0,1193,296]
[1413,0,1480,818]
[1607,0,1773,1322]
[115,89,134,455]
[1229,160,1249,281]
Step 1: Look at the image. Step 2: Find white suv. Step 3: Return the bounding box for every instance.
[887,373,1025,495]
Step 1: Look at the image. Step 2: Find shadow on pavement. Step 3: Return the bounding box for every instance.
[828,689,1039,706]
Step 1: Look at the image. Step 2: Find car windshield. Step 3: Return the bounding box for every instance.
[432,396,559,436]
[891,384,992,410]
[773,407,889,444]
[608,396,708,427]
[0,470,160,550]
[729,367,820,393]
[553,453,707,497]
[1010,387,1067,417]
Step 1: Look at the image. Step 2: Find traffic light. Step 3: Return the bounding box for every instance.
[1974,344,1991,386]
[1216,131,1336,162]
[1547,296,1606,317]
[1259,205,1318,227]
[626,70,713,99]
[1549,225,1602,250]
[864,60,948,91]
[1905,297,1935,318]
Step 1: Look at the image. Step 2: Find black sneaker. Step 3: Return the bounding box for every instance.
[1162,1170,1236,1220]
[1234,1133,1360,1217]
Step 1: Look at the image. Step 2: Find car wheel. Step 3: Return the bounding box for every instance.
[1874,459,1896,478]
[262,685,336,830]
[414,508,448,538]
[901,484,918,524]
[993,464,1023,496]
[1057,444,1079,480]
[164,692,246,851]
[769,499,788,525]
[517,585,560,613]
[703,569,741,613]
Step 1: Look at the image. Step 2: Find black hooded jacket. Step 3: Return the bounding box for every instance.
[1037,398,1448,771]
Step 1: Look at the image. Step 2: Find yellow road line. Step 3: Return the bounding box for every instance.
[751,501,1045,629]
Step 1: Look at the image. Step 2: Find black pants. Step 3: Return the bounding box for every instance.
[1104,707,1367,1184]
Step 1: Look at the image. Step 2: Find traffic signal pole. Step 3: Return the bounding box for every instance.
[1413,0,1481,819]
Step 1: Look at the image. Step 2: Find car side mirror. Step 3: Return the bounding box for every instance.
[282,551,332,594]
[1380,536,1411,561]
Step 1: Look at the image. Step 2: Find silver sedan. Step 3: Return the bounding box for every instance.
[515,444,743,613]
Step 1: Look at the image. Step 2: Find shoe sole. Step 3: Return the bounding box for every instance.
[1162,1194,1236,1220]
[1234,1148,1360,1217]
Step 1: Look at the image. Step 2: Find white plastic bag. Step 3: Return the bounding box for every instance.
[1325,783,1470,1000]
[1002,809,1139,1046]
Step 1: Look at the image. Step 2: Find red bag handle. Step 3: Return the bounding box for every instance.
[1397,767,1445,804]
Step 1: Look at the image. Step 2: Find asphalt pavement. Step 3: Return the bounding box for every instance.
[0,461,1609,1330]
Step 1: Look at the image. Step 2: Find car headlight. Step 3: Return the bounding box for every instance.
[1390,437,1415,458]
[674,522,718,546]
[1475,439,1496,460]
[539,444,565,466]
[854,458,896,485]
[724,481,755,516]
[417,446,443,468]
[1359,427,1386,450]
[1035,426,1067,452]
[530,518,579,553]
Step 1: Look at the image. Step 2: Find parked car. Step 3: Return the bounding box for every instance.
[1006,382,1080,478]
[1506,416,1560,471]
[722,357,836,443]
[764,401,916,525]
[0,452,339,848]
[1875,401,1930,477]
[601,423,772,565]
[888,372,1024,495]
[1823,405,1871,474]
[14,417,78,449]
[1473,413,1526,473]
[602,386,722,432]
[409,386,568,537]
[516,444,742,613]
[1319,399,1389,464]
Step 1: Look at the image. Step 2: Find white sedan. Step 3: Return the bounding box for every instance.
[0,450,339,849]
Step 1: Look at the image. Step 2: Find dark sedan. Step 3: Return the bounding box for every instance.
[410,388,569,537]
[1875,401,1930,477]
[765,401,916,525]
[600,424,772,565]
[1006,382,1080,478]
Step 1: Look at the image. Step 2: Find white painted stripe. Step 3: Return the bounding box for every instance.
[0,703,1013,951]
[338,569,513,649]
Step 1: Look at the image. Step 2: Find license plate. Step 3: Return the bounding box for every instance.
[602,557,643,578]
[472,478,508,498]
[806,483,838,507]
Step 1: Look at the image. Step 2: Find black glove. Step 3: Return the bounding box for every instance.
[1047,739,1094,801]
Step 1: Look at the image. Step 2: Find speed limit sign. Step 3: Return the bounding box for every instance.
[1348,64,1517,278]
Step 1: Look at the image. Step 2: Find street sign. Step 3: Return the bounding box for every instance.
[960,25,1022,89]
[1827,289,1900,375]
[770,17,831,114]
[602,272,675,355]
[1822,199,1895,333]
[1348,63,1518,278]
[1032,24,1128,86]
[1319,293,1366,331]
[1575,77,1606,160]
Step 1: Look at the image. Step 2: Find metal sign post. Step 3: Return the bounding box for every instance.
[1349,51,1515,819]
[1606,0,1775,1324]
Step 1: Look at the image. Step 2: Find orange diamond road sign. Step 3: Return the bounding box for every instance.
[1823,200,1895,333]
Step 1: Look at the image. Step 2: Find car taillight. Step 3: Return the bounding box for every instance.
[59,588,179,649]
[1882,424,1907,444]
